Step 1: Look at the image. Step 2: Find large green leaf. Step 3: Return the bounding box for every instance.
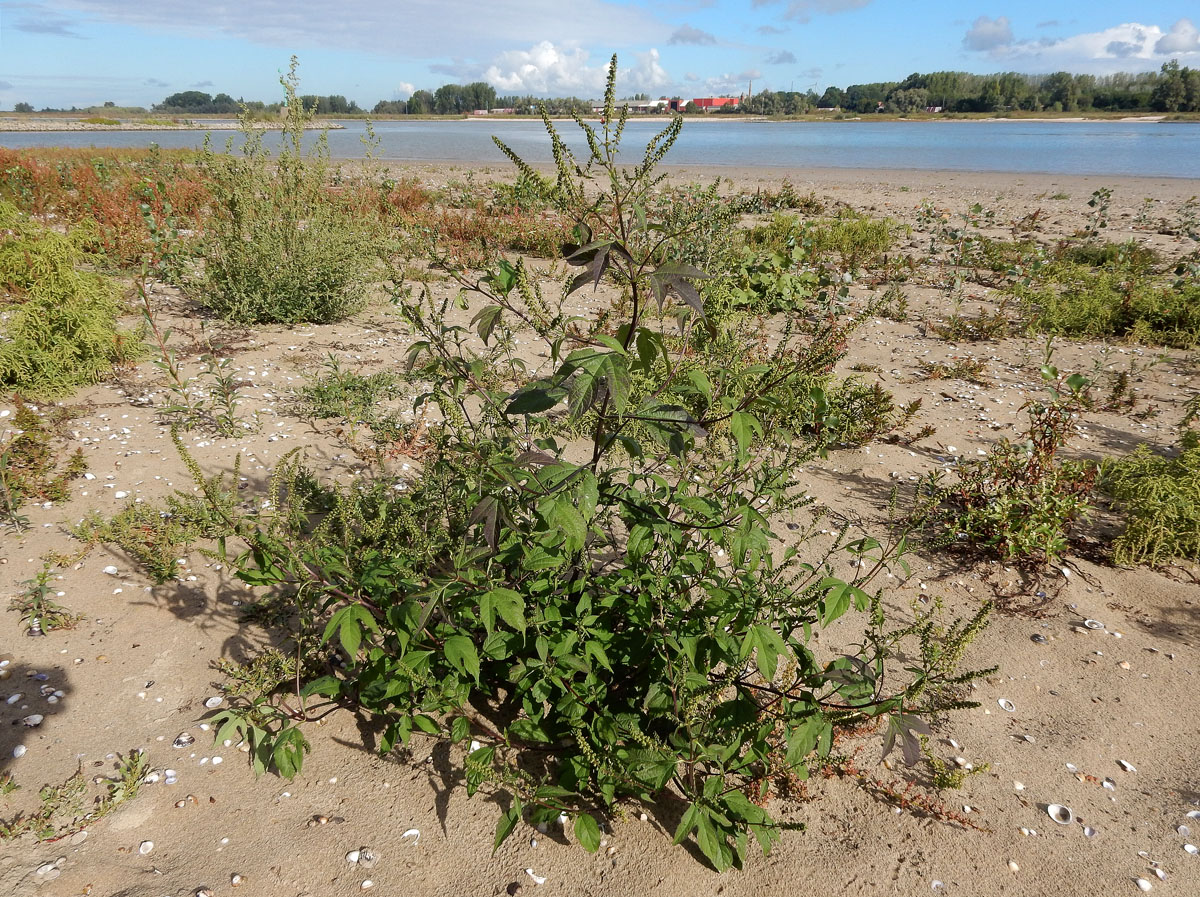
[444,635,481,682]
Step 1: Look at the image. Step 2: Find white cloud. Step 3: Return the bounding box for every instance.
[701,69,760,95]
[752,0,872,24]
[766,50,798,65]
[43,0,661,58]
[962,16,1013,53]
[395,81,416,98]
[1156,18,1200,54]
[668,25,716,45]
[976,21,1200,73]
[481,42,668,96]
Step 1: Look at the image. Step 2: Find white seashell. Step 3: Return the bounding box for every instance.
[346,850,360,864]
[1135,879,1152,892]
[1187,810,1200,819]
[6,693,21,704]
[114,491,128,499]
[1065,763,1078,772]
[12,745,26,758]
[164,769,178,785]
[1083,619,1105,630]
[173,733,195,748]
[1047,804,1074,825]
[357,848,377,869]
[211,756,222,765]
[360,881,374,891]
[557,812,569,826]
[1103,779,1116,791]
[998,698,1015,712]
[204,696,223,708]
[1154,869,1167,881]
[931,881,944,891]
[400,828,420,846]
[139,840,154,855]
[22,714,43,727]
[1184,844,1198,855]
[1007,860,1019,873]
[1117,760,1137,773]
[1178,825,1191,837]
[525,869,547,885]
[1013,781,1025,791]
[230,873,244,887]
[102,565,119,575]
[1084,826,1097,838]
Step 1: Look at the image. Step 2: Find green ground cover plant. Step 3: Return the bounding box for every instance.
[0,400,87,530]
[1011,262,1200,347]
[1102,398,1200,566]
[918,368,1096,564]
[0,201,144,397]
[75,441,242,583]
[193,59,988,871]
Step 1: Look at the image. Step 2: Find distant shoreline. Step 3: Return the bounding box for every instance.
[2,112,1194,133]
[0,118,340,132]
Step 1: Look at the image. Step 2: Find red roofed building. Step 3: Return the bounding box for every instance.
[692,96,740,110]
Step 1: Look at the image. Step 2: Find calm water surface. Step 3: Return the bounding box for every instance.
[3,119,1199,179]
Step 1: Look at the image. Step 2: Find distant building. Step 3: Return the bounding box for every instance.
[691,97,740,111]
[470,108,515,115]
[590,99,668,114]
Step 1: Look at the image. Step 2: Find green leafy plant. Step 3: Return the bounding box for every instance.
[1083,187,1113,239]
[1011,261,1200,348]
[9,564,81,634]
[194,58,985,872]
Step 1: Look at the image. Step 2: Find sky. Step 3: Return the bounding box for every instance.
[1,1,1199,108]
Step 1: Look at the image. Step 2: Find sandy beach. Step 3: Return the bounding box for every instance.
[2,165,1200,897]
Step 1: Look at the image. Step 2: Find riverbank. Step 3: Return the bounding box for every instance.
[0,118,341,132]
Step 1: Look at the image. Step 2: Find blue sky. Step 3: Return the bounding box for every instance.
[1,1,1199,108]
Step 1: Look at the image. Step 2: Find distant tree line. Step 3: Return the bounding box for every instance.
[12,61,1198,117]
[816,61,1200,114]
[371,82,593,116]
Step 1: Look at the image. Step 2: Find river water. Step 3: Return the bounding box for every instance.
[3,119,1199,179]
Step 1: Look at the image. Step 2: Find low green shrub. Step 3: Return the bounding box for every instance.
[195,59,381,325]
[0,201,143,397]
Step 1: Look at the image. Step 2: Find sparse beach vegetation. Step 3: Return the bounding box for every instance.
[3,52,1200,894]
